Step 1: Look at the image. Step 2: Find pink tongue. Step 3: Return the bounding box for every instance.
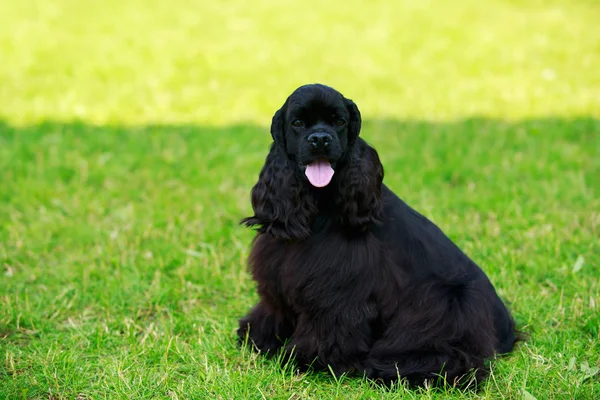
[305,160,335,187]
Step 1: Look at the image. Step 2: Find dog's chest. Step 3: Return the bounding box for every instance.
[251,231,380,312]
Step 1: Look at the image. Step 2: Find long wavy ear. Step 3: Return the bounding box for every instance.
[270,101,286,144]
[344,97,362,143]
[334,139,384,232]
[241,106,317,240]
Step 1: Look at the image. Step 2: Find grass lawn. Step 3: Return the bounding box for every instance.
[1,0,599,398]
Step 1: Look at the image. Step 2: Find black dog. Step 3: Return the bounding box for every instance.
[238,83,518,387]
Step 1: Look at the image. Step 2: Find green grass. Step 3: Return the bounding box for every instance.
[1,0,599,398]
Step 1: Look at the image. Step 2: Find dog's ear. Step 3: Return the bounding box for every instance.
[270,100,287,145]
[334,139,384,231]
[241,144,317,241]
[344,97,362,142]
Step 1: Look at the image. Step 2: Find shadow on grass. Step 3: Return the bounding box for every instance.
[1,116,597,202]
[0,116,597,262]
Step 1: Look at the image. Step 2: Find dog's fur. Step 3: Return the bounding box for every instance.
[238,83,518,387]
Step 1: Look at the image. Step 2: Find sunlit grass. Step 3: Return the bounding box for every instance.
[1,0,598,125]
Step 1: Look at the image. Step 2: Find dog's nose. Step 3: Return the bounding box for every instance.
[307,132,332,150]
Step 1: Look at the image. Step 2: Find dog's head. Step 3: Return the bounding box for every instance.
[270,84,362,188]
[242,83,382,240]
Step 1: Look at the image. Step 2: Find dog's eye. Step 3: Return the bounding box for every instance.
[291,119,304,128]
[334,118,346,127]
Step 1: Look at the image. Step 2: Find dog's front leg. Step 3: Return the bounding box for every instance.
[237,301,294,356]
[283,303,377,376]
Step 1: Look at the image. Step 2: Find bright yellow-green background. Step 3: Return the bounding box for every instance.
[1,0,598,125]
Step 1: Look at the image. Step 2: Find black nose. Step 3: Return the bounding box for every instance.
[307,132,332,150]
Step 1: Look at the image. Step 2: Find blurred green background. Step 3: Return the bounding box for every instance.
[0,0,598,399]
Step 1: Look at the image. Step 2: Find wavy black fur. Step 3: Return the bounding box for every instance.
[238,83,520,388]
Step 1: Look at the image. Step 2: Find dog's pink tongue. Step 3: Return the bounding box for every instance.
[305,160,334,187]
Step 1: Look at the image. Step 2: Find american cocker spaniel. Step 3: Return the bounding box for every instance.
[237,83,518,388]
